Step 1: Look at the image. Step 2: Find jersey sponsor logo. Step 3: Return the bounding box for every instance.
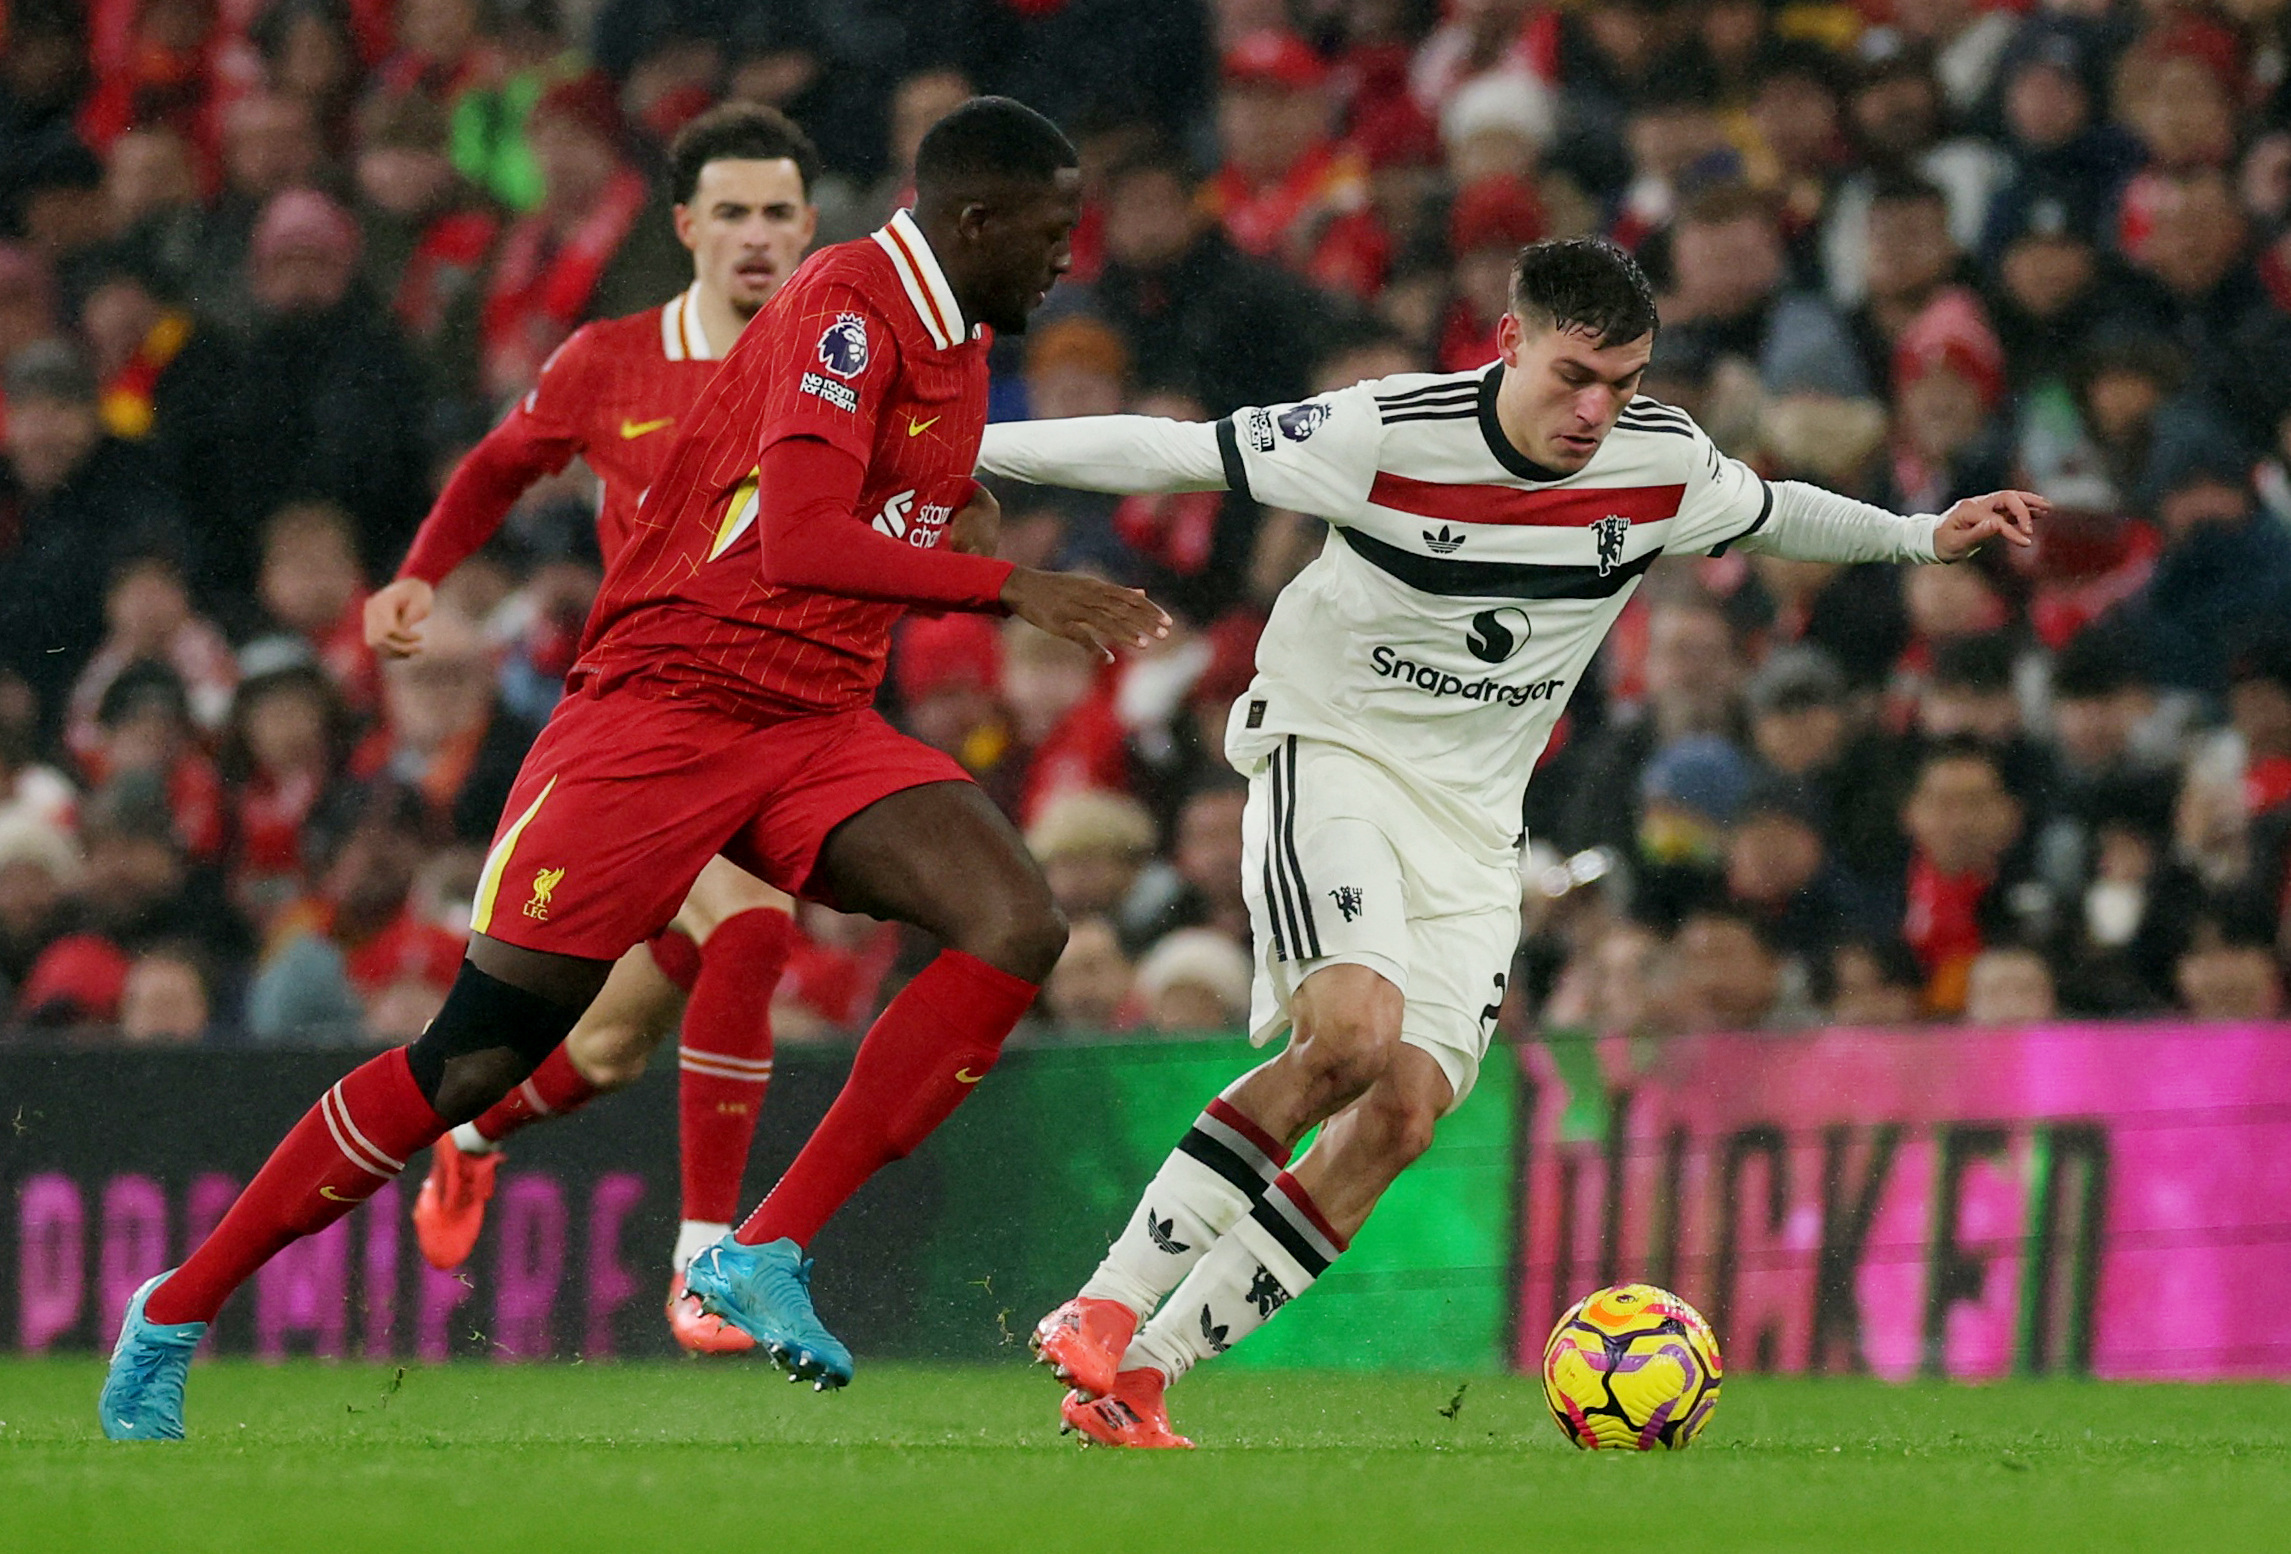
[1465,606,1531,664]
[906,414,940,437]
[1329,885,1364,922]
[800,371,859,411]
[1244,407,1276,453]
[1277,401,1331,442]
[619,416,673,439]
[1592,515,1631,575]
[1370,645,1564,708]
[524,866,564,921]
[817,312,870,378]
[872,489,956,546]
[1424,524,1466,554]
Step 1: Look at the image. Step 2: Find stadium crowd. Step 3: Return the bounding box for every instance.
[3,0,2291,1048]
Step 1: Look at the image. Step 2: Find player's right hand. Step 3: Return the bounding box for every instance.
[1001,568,1171,661]
[364,577,435,658]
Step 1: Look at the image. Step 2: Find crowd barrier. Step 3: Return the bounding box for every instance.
[5,1024,2282,1377]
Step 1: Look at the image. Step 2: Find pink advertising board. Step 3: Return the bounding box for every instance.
[1514,1023,2291,1380]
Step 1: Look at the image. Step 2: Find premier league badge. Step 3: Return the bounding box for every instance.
[817,313,870,379]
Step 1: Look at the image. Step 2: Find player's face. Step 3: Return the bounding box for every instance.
[675,157,817,319]
[963,166,1084,335]
[1496,315,1655,473]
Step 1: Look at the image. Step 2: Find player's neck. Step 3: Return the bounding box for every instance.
[691,283,752,358]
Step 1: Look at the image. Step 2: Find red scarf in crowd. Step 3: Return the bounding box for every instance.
[1902,851,1990,1013]
[100,311,192,440]
[481,167,648,381]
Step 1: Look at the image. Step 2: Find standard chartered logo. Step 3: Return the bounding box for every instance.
[1370,645,1563,707]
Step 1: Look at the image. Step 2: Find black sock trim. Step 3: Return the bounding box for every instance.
[1177,1128,1273,1199]
[1249,1191,1334,1278]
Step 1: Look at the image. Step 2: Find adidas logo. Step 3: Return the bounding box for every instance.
[1424,525,1466,554]
[1146,1210,1190,1256]
[1200,1305,1231,1353]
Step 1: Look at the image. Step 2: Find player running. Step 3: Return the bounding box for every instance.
[977,237,2045,1448]
[101,97,1167,1439]
[362,103,821,1356]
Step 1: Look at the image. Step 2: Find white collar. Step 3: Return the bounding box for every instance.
[659,284,721,362]
[870,208,971,350]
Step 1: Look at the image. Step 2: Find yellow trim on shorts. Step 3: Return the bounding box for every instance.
[470,775,557,935]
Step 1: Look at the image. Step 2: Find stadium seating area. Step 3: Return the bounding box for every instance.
[3,0,2290,1047]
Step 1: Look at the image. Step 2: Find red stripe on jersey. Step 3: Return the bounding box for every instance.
[883,222,954,345]
[1367,472,1685,528]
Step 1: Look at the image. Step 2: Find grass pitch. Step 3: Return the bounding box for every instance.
[3,1359,2286,1553]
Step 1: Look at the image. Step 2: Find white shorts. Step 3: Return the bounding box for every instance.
[1240,735,1523,1109]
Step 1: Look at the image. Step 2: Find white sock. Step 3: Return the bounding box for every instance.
[1129,1172,1344,1384]
[1078,1094,1288,1317]
[449,1122,495,1155]
[673,1220,731,1274]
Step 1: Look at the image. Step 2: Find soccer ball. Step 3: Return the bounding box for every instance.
[1541,1283,1722,1451]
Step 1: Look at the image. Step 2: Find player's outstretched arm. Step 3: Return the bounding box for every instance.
[1001,567,1170,660]
[977,416,1228,495]
[1735,482,2048,566]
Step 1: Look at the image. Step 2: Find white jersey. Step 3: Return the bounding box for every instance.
[1215,364,1770,862]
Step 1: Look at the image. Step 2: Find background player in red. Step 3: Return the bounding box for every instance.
[102,97,1168,1437]
[361,103,821,1357]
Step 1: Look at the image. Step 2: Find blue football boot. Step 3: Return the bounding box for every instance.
[683,1236,853,1390]
[100,1271,205,1441]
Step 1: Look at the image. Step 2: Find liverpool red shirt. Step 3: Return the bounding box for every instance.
[398,284,728,584]
[572,210,1010,722]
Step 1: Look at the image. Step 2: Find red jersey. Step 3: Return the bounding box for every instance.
[573,210,1008,722]
[398,285,729,584]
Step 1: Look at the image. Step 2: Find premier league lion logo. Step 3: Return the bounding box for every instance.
[816,313,870,379]
[1277,401,1332,442]
[1592,515,1630,576]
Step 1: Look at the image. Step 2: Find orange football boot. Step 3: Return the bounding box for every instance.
[1061,1368,1194,1449]
[411,1133,499,1270]
[1032,1296,1136,1398]
[666,1270,758,1355]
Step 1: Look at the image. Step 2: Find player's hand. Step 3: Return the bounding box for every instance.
[1001,568,1171,661]
[1932,490,2047,562]
[947,484,1000,557]
[364,577,435,658]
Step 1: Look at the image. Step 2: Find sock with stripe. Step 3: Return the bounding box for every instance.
[1127,1170,1346,1384]
[1077,1086,1290,1317]
[144,1048,447,1325]
[737,949,1037,1248]
[452,1044,598,1155]
[676,908,791,1250]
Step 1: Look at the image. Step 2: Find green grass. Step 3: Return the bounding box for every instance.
[4,1359,2287,1552]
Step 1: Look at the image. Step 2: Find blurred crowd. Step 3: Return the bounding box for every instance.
[6,0,2291,1050]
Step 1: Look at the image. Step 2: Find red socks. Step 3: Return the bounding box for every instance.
[677,908,791,1223]
[146,1048,446,1325]
[466,1044,599,1146]
[738,949,1037,1248]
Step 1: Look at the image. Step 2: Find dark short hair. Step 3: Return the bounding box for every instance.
[1509,238,1659,349]
[1104,137,1199,196]
[668,103,821,206]
[915,96,1078,200]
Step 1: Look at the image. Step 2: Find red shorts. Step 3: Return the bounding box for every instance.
[469,682,970,960]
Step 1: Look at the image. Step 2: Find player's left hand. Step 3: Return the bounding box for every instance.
[948,483,1001,557]
[1932,490,2048,562]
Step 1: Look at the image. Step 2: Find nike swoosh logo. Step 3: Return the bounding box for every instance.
[319,1186,355,1202]
[621,417,674,439]
[954,1067,986,1084]
[907,416,940,438]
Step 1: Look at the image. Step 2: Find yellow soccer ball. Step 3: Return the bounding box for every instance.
[1542,1283,1723,1451]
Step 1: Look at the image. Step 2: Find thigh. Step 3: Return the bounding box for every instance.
[722,708,977,906]
[673,854,794,943]
[471,688,780,960]
[1394,898,1523,1112]
[804,777,1043,947]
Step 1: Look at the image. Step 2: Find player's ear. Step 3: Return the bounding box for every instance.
[672,203,699,254]
[1496,310,1526,368]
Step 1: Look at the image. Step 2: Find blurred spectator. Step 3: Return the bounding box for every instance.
[1898,738,2032,1014]
[1655,181,1869,401]
[222,649,350,927]
[1040,914,1133,1032]
[2127,424,2291,694]
[353,90,500,407]
[81,658,226,862]
[1633,732,1752,926]
[2176,910,2283,1021]
[255,501,380,710]
[1886,287,2009,512]
[1963,944,2057,1026]
[351,605,535,844]
[1210,31,1388,298]
[0,813,78,1001]
[1823,50,2008,310]
[1026,788,1157,928]
[1127,774,1250,947]
[1438,173,1543,370]
[1726,775,1884,970]
[1134,926,1251,1033]
[0,339,186,738]
[1665,905,1791,1032]
[1821,935,1927,1027]
[118,941,210,1043]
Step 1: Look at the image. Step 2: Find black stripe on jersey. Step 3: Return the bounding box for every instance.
[1379,405,1480,427]
[1706,480,1776,559]
[1279,737,1322,958]
[1215,416,1254,502]
[1614,416,1694,439]
[1624,398,1690,425]
[1376,377,1484,411]
[1339,525,1659,600]
[1265,744,1309,960]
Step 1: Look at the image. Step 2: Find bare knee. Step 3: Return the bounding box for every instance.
[954,890,1067,984]
[1352,1079,1441,1170]
[565,1019,654,1090]
[1284,972,1406,1110]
